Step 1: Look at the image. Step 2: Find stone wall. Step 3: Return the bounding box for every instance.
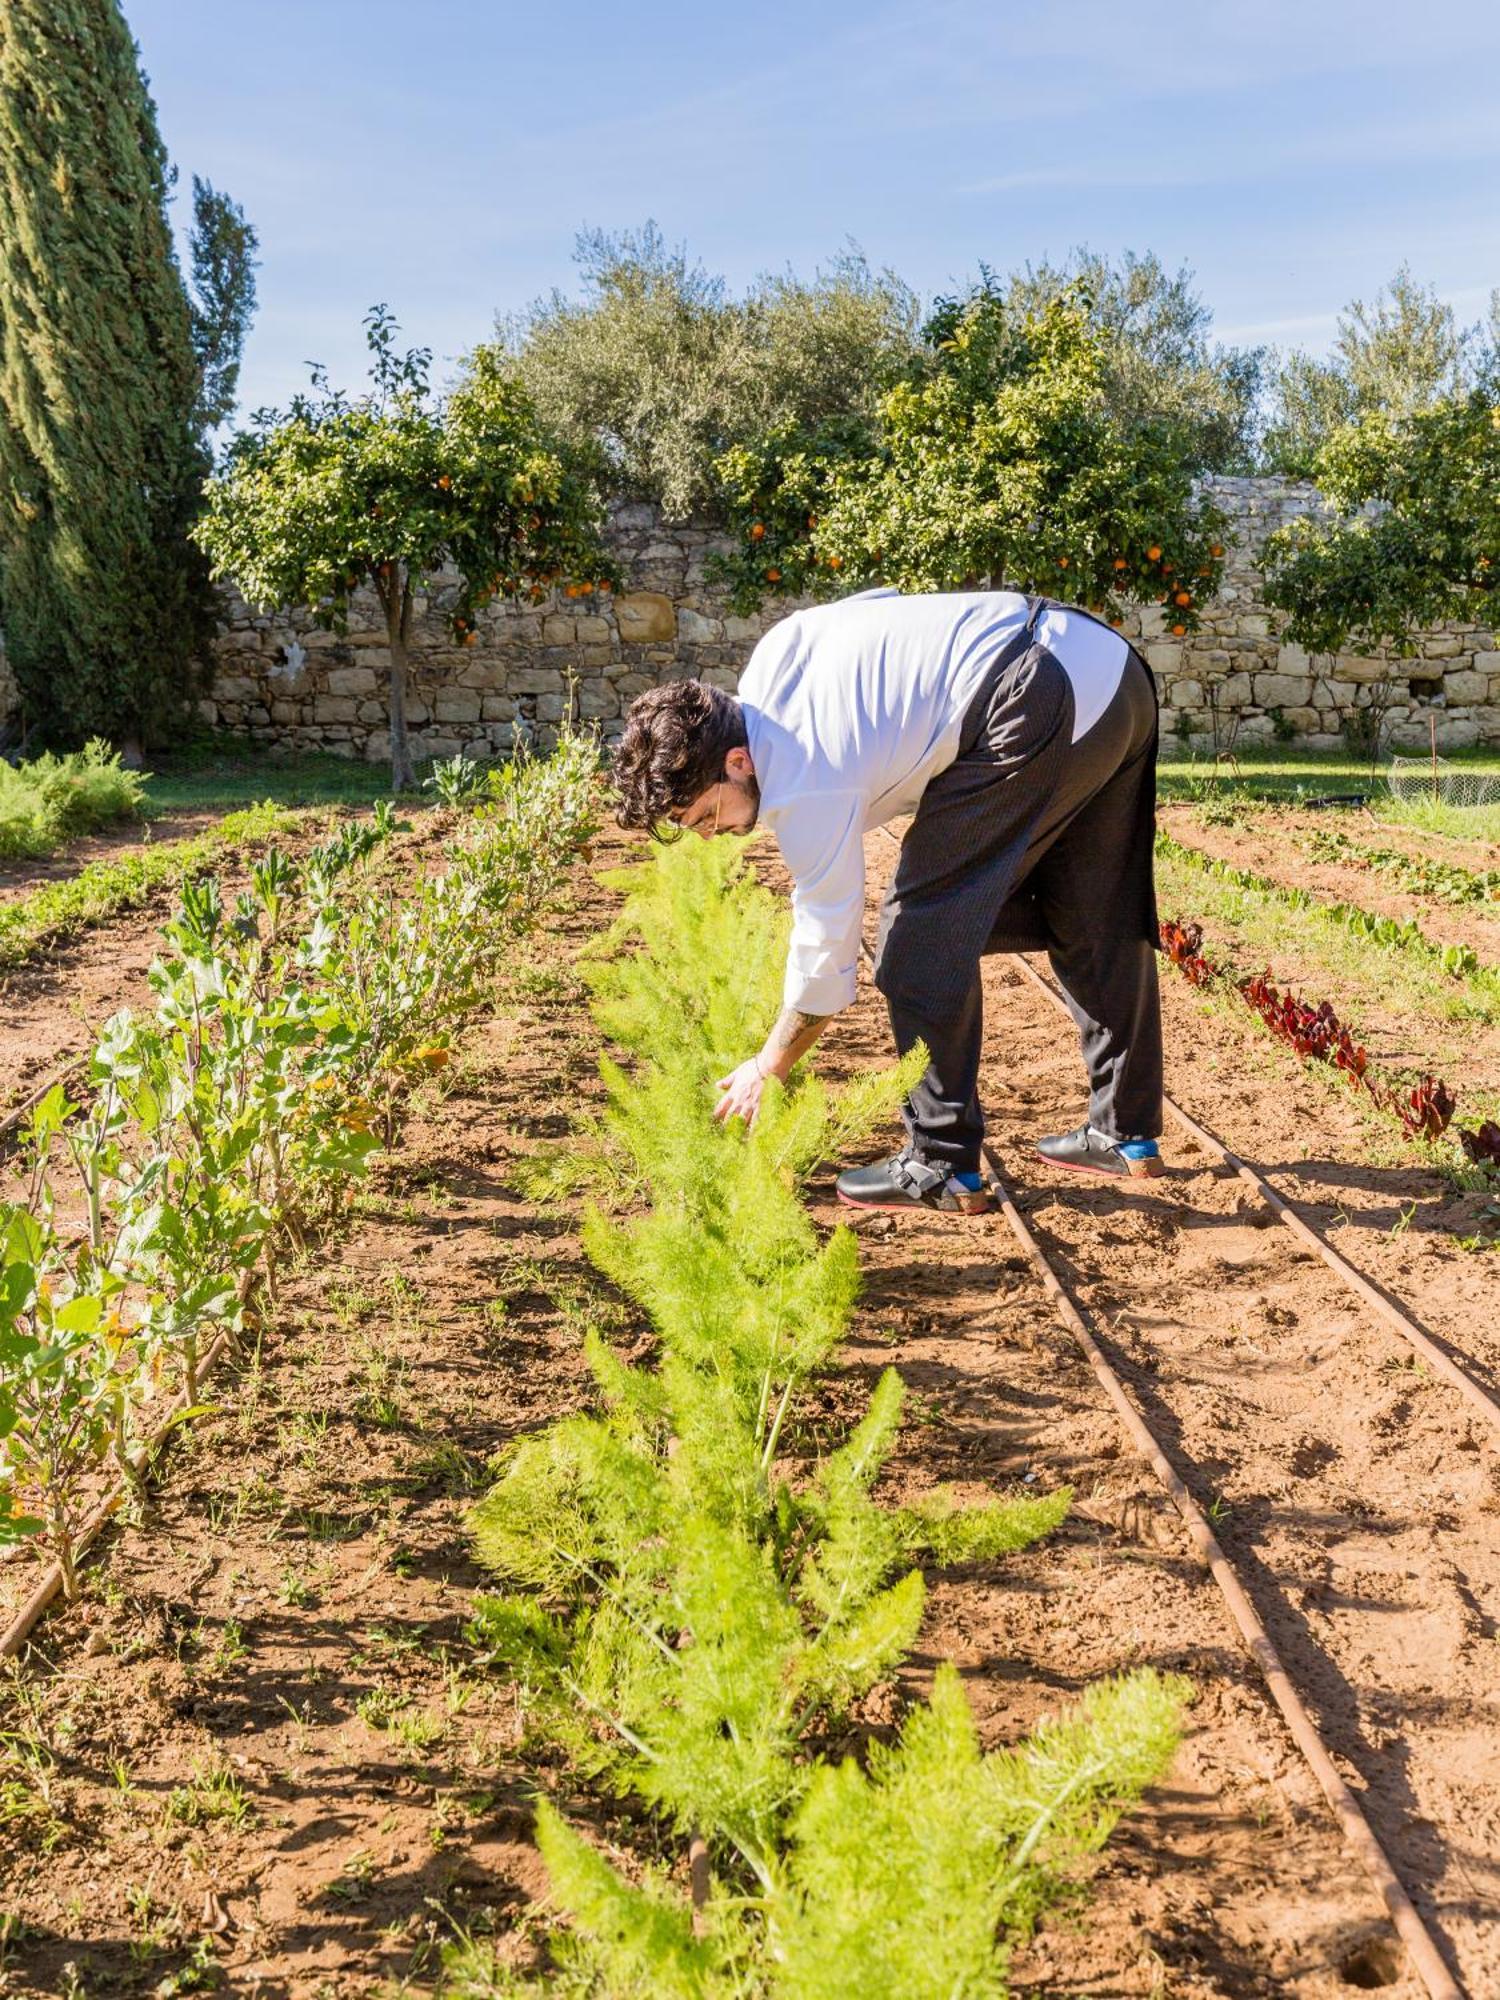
[3,479,1497,756]
[1138,477,1499,753]
[203,502,768,765]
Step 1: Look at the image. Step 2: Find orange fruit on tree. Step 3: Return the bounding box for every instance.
[1210,543,1224,557]
[750,522,766,541]
[1171,622,1186,635]
[828,554,843,570]
[1174,590,1192,607]
[564,584,580,598]
[1113,557,1127,570]
[437,475,452,490]
[580,581,593,594]
[1146,545,1162,561]
[1057,555,1069,568]
[766,567,782,583]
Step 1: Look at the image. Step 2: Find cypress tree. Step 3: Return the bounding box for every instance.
[0,0,213,749]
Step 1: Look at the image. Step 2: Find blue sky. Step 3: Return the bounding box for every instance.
[126,0,1500,420]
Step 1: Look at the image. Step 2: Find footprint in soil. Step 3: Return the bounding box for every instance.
[1289,1435,1338,1477]
[1338,1930,1404,1988]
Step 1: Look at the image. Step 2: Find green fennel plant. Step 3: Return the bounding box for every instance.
[465,838,1187,1994]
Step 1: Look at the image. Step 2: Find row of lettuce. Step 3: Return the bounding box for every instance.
[0,734,600,1603]
[457,841,1186,1996]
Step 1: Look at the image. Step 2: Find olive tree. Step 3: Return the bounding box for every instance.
[196,308,612,790]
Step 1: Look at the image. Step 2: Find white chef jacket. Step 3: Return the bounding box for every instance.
[738,589,1128,1016]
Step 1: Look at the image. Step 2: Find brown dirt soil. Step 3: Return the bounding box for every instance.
[1160,804,1500,974]
[0,850,620,1997]
[0,821,1492,1997]
[0,812,227,906]
[857,825,1499,1996]
[0,810,447,1130]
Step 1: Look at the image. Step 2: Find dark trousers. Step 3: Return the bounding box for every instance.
[872,636,1163,1173]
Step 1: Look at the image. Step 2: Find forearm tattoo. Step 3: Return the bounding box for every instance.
[764,1007,829,1067]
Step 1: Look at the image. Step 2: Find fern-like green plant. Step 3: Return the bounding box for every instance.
[447,1667,1188,1998]
[464,837,1184,1995]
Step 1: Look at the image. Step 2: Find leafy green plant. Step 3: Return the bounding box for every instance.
[0,732,599,1601]
[425,752,489,807]
[1303,828,1500,906]
[0,743,146,861]
[467,838,1186,1990]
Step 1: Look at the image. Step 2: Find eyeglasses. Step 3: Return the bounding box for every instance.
[668,781,725,836]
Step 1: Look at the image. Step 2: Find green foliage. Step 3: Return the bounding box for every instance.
[1261,265,1489,478]
[496,223,922,521]
[0,741,146,860]
[1261,390,1499,654]
[470,1665,1185,1999]
[189,177,259,431]
[1158,830,1500,1010]
[468,837,1183,1991]
[712,292,1229,621]
[950,249,1265,474]
[771,1664,1187,1994]
[0,733,597,1597]
[1303,828,1500,907]
[0,0,217,746]
[0,802,303,970]
[196,307,612,789]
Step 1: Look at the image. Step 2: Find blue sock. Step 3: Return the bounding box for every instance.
[1117,1138,1160,1161]
[951,1169,985,1191]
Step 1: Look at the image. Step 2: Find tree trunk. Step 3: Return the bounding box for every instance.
[385,581,416,793]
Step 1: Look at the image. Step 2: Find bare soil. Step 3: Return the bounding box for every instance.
[856,828,1500,1996]
[0,818,1495,1997]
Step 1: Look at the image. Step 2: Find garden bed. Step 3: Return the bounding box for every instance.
[0,826,1425,2000]
[0,808,447,1128]
[1158,802,1500,974]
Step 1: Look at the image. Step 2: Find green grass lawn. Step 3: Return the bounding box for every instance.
[141,742,416,814]
[1157,742,1500,843]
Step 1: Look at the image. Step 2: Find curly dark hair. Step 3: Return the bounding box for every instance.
[611,680,748,834]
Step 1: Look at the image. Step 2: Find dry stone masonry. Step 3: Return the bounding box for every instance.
[1133,478,1500,754]
[2,479,1496,755]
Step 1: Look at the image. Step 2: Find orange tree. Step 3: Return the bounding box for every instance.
[1262,392,1499,654]
[712,292,1228,628]
[196,307,613,790]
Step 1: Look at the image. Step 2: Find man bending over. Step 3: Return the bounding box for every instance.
[610,587,1165,1214]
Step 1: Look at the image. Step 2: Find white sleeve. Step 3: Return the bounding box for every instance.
[772,791,867,1016]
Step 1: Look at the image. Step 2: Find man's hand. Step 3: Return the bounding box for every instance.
[714,1055,768,1126]
[713,1008,832,1128]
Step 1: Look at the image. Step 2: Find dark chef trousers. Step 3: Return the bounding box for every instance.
[871,606,1163,1173]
